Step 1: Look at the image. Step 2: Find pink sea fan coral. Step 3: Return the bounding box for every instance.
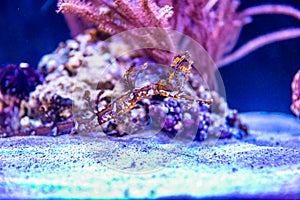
[57,0,300,68]
[57,0,174,34]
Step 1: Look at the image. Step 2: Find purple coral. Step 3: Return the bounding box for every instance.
[0,64,42,132]
[162,98,182,134]
[0,64,42,100]
[291,69,300,117]
[0,64,29,99]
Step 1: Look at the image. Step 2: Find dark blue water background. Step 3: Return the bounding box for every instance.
[0,0,299,115]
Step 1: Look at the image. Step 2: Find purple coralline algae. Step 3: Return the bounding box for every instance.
[291,69,300,117]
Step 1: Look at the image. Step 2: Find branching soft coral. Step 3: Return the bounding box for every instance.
[57,0,300,69]
[57,0,175,63]
[162,0,300,67]
[57,0,173,34]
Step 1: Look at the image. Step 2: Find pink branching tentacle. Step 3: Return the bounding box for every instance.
[240,4,300,20]
[204,0,219,12]
[217,4,300,67]
[218,28,300,67]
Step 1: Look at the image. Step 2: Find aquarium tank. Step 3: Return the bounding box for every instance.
[0,0,300,199]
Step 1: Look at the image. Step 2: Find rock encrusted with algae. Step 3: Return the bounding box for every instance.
[291,69,300,117]
[0,63,42,133]
[0,30,247,141]
[23,30,129,135]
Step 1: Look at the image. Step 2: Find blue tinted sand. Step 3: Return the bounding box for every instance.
[0,112,299,198]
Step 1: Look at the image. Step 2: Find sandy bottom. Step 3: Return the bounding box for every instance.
[0,112,300,198]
